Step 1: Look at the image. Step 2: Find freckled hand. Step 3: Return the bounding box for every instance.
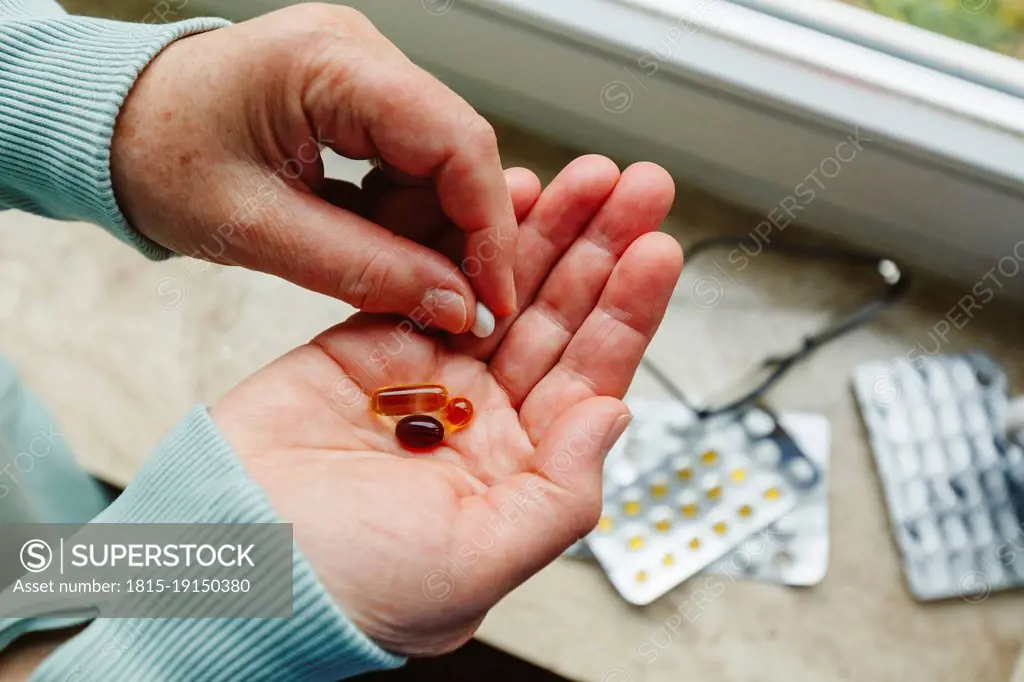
[209,157,683,657]
[112,5,518,331]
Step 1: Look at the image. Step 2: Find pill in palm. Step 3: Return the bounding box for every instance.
[371,384,448,416]
[395,415,445,451]
[445,397,474,430]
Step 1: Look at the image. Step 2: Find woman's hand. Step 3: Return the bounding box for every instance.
[111,3,518,334]
[210,157,682,656]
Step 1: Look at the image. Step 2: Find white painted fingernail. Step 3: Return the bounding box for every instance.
[471,302,496,338]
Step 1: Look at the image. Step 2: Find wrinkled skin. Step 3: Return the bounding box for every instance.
[211,157,682,656]
[113,3,521,333]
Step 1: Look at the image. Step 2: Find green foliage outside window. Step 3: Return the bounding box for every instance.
[842,0,1024,58]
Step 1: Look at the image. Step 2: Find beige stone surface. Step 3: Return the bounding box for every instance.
[2,117,1024,681]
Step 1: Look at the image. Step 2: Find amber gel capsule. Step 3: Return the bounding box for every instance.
[371,384,448,416]
[396,415,445,451]
[445,397,474,431]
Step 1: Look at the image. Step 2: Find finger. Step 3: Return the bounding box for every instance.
[256,189,477,333]
[511,156,621,304]
[322,174,448,241]
[325,167,540,248]
[304,42,518,315]
[449,156,620,358]
[519,232,683,438]
[429,167,541,264]
[367,166,541,250]
[321,175,440,240]
[372,157,433,187]
[319,178,367,216]
[367,181,447,245]
[319,169,539,338]
[505,167,543,222]
[453,397,631,595]
[487,163,675,405]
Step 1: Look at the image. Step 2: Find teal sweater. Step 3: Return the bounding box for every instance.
[0,1,402,678]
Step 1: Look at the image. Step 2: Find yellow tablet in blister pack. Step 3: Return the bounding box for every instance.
[707,411,832,587]
[565,403,832,591]
[587,399,807,605]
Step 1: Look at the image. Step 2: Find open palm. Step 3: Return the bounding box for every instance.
[210,157,682,656]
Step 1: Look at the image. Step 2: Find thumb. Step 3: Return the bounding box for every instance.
[528,396,633,546]
[464,397,631,596]
[256,188,478,334]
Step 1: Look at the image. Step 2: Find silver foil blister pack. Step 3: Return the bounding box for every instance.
[567,403,831,589]
[582,398,823,604]
[705,411,830,586]
[853,351,1024,601]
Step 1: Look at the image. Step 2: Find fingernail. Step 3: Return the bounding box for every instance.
[603,414,632,458]
[427,288,468,333]
[471,302,496,338]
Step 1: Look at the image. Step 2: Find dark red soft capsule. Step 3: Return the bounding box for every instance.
[395,414,445,452]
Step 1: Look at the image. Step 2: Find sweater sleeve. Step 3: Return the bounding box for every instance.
[28,407,404,681]
[0,0,229,258]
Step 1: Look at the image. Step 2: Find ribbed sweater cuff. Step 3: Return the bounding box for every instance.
[30,406,404,681]
[0,14,230,258]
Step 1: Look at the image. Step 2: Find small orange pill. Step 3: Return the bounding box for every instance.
[371,384,448,417]
[445,397,474,430]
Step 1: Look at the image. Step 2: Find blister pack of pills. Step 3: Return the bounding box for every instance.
[583,398,822,604]
[705,411,830,586]
[852,351,1024,601]
[567,408,831,587]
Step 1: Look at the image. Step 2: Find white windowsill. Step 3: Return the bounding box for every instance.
[194,0,1024,298]
[731,0,1024,99]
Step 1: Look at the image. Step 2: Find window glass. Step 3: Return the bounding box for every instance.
[840,0,1024,58]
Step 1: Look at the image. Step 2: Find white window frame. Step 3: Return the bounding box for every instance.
[196,0,1024,297]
